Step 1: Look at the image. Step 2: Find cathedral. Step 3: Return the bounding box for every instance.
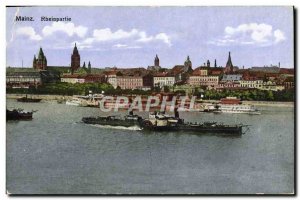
[33,47,47,70]
[71,43,80,74]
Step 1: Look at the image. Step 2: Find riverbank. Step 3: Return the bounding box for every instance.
[6,94,73,101]
[6,94,294,107]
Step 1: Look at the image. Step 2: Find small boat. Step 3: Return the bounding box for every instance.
[17,95,42,103]
[6,109,33,120]
[66,98,82,106]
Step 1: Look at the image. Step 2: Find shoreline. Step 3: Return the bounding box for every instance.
[6,94,73,101]
[6,94,294,107]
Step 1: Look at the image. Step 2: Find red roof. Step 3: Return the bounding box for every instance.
[279,68,294,75]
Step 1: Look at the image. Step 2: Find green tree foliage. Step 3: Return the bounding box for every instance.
[6,83,295,102]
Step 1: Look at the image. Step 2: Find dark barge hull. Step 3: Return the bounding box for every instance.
[82,117,243,134]
[17,97,42,102]
[142,124,242,134]
[82,117,140,127]
[6,110,33,120]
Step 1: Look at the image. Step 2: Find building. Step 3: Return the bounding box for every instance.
[103,70,121,88]
[260,81,285,91]
[153,73,176,88]
[216,81,242,91]
[283,77,294,90]
[148,54,162,71]
[240,80,264,89]
[188,75,219,88]
[6,70,60,88]
[6,71,42,88]
[71,43,80,74]
[33,47,47,70]
[84,74,105,83]
[142,74,153,88]
[250,66,280,73]
[116,75,144,90]
[61,74,85,84]
[222,74,243,82]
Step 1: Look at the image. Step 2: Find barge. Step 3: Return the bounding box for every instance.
[82,111,248,134]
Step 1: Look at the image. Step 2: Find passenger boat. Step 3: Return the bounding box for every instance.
[6,109,33,120]
[213,97,261,115]
[213,104,261,115]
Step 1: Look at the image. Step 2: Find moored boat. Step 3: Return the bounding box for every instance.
[6,109,33,120]
[212,97,261,115]
[17,95,42,103]
[213,104,261,115]
[66,97,82,106]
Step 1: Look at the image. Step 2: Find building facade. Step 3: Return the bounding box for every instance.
[116,76,143,90]
[61,74,85,83]
[240,80,264,89]
[7,71,42,88]
[188,75,219,87]
[153,74,176,87]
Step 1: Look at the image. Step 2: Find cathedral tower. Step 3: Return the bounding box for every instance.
[33,47,47,70]
[71,43,80,74]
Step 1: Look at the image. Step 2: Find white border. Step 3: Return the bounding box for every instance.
[1,0,298,199]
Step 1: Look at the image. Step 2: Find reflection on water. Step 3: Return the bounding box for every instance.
[6,99,294,194]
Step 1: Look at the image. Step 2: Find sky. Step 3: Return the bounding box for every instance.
[6,6,294,68]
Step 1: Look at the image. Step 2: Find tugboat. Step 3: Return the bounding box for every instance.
[82,111,143,127]
[141,110,244,134]
[6,109,33,120]
[17,95,42,103]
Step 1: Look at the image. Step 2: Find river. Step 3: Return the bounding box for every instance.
[6,99,294,194]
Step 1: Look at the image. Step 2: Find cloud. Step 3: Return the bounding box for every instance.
[113,44,128,48]
[81,28,172,47]
[42,22,88,38]
[113,43,141,49]
[209,23,286,46]
[16,26,42,41]
[155,33,172,46]
[93,28,139,41]
[137,32,172,46]
[274,29,286,43]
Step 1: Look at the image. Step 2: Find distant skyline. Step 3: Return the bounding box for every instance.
[6,6,294,68]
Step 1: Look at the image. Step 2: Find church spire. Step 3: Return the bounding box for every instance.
[88,61,91,74]
[225,51,233,74]
[154,54,159,66]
